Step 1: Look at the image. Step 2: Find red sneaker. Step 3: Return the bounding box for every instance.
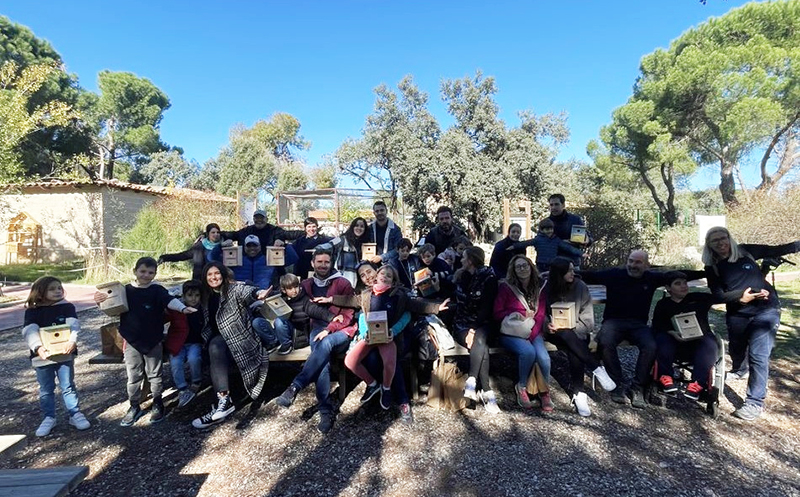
[684,381,703,401]
[659,375,677,394]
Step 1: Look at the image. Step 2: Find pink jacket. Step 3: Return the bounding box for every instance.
[493,282,547,340]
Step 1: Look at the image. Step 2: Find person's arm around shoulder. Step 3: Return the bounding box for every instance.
[742,241,800,261]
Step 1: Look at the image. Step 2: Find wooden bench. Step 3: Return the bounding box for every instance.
[0,466,88,497]
[0,435,26,462]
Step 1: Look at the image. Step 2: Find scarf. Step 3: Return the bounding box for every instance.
[201,237,220,251]
[373,282,391,295]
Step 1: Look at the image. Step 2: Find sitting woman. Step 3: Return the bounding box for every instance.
[494,255,552,412]
[543,257,615,417]
[702,227,800,421]
[321,217,369,288]
[453,246,499,414]
[651,271,719,401]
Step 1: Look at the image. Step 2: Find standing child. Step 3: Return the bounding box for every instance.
[94,257,197,426]
[23,276,91,437]
[344,266,412,410]
[164,280,205,408]
[510,218,583,273]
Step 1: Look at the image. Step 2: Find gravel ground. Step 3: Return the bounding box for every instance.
[1,307,799,497]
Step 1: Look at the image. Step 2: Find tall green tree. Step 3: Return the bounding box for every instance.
[137,150,199,187]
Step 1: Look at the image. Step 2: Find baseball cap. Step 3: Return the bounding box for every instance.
[253,209,267,218]
[244,235,261,246]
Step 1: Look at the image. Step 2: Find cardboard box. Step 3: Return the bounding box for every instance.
[260,294,292,321]
[40,324,71,357]
[96,281,128,316]
[551,302,576,330]
[222,245,243,267]
[670,312,703,341]
[266,246,285,266]
[362,243,377,260]
[570,225,588,244]
[366,310,391,345]
[413,268,436,297]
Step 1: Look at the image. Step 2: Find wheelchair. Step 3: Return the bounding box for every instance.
[647,332,726,418]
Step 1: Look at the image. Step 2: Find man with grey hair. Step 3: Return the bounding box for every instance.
[581,250,704,408]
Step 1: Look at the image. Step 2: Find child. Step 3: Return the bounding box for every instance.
[164,280,205,408]
[23,276,90,437]
[417,243,453,298]
[512,218,583,273]
[344,266,412,410]
[389,238,422,290]
[94,257,196,426]
[273,273,342,355]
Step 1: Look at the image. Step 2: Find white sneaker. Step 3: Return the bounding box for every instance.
[69,412,91,430]
[481,390,501,415]
[572,392,591,417]
[592,366,617,392]
[463,376,478,401]
[36,416,57,437]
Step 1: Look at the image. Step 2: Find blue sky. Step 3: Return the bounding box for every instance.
[2,1,754,189]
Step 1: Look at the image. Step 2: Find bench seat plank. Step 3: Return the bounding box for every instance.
[0,466,88,497]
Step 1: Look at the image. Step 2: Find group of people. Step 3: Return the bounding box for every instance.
[22,194,798,438]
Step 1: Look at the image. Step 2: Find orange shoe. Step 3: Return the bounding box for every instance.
[684,381,703,401]
[659,375,677,394]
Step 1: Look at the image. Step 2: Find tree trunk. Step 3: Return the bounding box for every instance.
[719,158,738,207]
[106,117,116,179]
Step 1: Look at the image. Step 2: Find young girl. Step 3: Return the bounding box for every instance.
[344,266,412,410]
[23,276,90,436]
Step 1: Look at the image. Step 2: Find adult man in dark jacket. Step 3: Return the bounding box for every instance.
[223,210,300,255]
[548,194,589,268]
[367,200,403,264]
[418,205,466,256]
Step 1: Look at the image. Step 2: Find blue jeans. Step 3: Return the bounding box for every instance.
[253,317,293,347]
[499,334,551,387]
[35,360,79,418]
[292,326,351,414]
[169,343,203,390]
[727,309,780,407]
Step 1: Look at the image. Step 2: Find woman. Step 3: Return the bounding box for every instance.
[191,262,270,429]
[543,257,615,417]
[292,217,332,280]
[489,223,525,279]
[453,246,499,414]
[158,223,224,280]
[702,227,800,421]
[494,255,552,412]
[322,217,370,288]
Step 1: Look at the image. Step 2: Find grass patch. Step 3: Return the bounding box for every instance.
[0,261,87,284]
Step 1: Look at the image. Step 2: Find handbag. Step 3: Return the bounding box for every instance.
[426,353,467,412]
[499,283,535,339]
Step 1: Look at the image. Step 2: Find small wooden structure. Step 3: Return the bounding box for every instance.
[96,282,128,316]
[222,246,243,267]
[260,295,292,321]
[551,302,577,330]
[366,311,391,344]
[4,212,42,264]
[362,243,377,260]
[670,312,703,341]
[266,246,285,266]
[39,325,72,357]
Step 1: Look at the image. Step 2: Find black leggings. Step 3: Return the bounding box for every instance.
[454,325,491,391]
[208,334,233,393]
[545,330,599,394]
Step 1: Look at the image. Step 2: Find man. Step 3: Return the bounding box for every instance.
[223,210,299,255]
[275,249,356,433]
[548,194,589,268]
[232,235,298,290]
[580,250,704,408]
[368,200,403,264]
[418,206,466,256]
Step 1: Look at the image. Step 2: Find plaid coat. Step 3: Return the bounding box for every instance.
[202,283,269,399]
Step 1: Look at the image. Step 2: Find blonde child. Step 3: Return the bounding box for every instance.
[23,276,90,436]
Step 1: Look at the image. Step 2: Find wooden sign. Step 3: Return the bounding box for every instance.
[366,310,391,344]
[570,225,588,244]
[266,246,285,266]
[362,243,377,260]
[670,312,703,341]
[222,246,243,267]
[551,302,576,330]
[96,281,128,316]
[40,324,71,357]
[260,294,292,321]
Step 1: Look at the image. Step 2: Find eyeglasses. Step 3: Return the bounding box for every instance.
[514,264,531,270]
[709,236,729,245]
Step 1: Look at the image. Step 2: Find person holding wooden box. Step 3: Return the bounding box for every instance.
[23,276,91,437]
[651,271,719,402]
[507,218,584,273]
[158,223,224,280]
[367,200,403,265]
[221,209,300,256]
[547,193,590,269]
[543,257,616,417]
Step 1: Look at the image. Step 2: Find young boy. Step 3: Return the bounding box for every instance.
[274,273,340,354]
[164,280,204,408]
[389,238,422,290]
[417,243,453,299]
[512,218,583,273]
[94,257,196,426]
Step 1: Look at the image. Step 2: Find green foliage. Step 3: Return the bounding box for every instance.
[137,150,199,187]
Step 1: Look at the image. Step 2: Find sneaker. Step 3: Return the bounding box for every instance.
[211,394,235,421]
[463,377,478,401]
[120,405,143,427]
[481,390,501,415]
[572,392,591,417]
[36,416,57,437]
[399,403,414,425]
[729,369,749,381]
[592,366,617,392]
[540,392,554,412]
[276,384,299,408]
[264,341,280,355]
[277,343,294,355]
[192,406,224,429]
[178,388,197,408]
[360,383,381,405]
[659,375,678,394]
[733,403,763,421]
[69,412,90,431]
[684,381,703,401]
[379,387,392,410]
[150,400,165,424]
[515,384,533,409]
[630,388,647,409]
[318,411,335,434]
[610,387,627,404]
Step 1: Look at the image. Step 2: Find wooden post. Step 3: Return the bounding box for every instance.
[502,199,510,236]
